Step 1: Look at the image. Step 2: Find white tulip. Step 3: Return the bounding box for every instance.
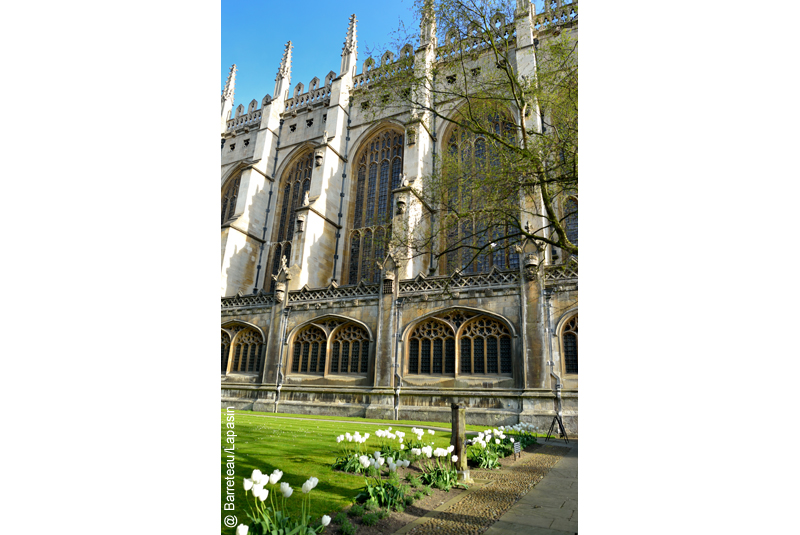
[258,488,269,501]
[237,524,249,535]
[364,433,370,440]
[321,515,331,527]
[309,477,319,489]
[302,481,313,494]
[400,444,405,450]
[495,439,500,444]
[243,478,253,491]
[447,445,454,453]
[374,451,381,459]
[388,427,392,431]
[510,438,515,443]
[387,457,394,464]
[428,429,435,435]
[251,469,263,484]
[280,482,293,498]
[270,470,283,484]
[451,455,458,463]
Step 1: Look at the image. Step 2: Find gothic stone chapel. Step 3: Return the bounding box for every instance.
[220,1,578,433]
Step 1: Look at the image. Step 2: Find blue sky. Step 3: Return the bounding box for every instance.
[222,0,418,112]
[221,0,548,112]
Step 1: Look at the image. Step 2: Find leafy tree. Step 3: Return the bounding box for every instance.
[361,0,577,272]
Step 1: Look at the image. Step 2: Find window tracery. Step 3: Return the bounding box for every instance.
[330,325,370,374]
[562,315,578,374]
[291,325,327,374]
[405,311,513,377]
[347,130,404,284]
[267,151,313,290]
[564,197,578,248]
[229,328,264,373]
[221,175,241,225]
[441,119,519,275]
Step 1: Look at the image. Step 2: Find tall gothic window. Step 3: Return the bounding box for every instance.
[441,119,519,275]
[564,197,578,249]
[347,130,404,284]
[221,175,241,225]
[405,310,512,377]
[267,152,313,290]
[227,327,264,373]
[561,315,578,374]
[291,325,327,374]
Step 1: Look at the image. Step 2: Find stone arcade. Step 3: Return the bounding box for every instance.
[220,1,578,432]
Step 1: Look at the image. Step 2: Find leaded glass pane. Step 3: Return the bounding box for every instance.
[421,339,431,373]
[409,339,419,373]
[361,230,372,284]
[474,339,484,373]
[361,341,369,373]
[461,338,471,373]
[341,341,350,372]
[348,233,360,284]
[565,198,578,246]
[233,345,242,371]
[331,342,340,373]
[354,164,366,229]
[500,337,512,373]
[564,333,578,374]
[366,164,377,226]
[487,337,498,373]
[445,338,455,373]
[351,341,360,373]
[292,343,301,372]
[433,339,443,373]
[309,342,319,372]
[301,342,310,372]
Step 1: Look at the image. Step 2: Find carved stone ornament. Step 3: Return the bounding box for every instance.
[274,281,286,301]
[280,255,288,272]
[314,149,323,167]
[524,266,538,281]
[296,214,306,233]
[396,198,406,215]
[302,191,310,206]
[406,126,417,146]
[401,173,409,187]
[524,252,539,268]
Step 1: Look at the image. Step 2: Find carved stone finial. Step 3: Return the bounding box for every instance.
[314,149,324,167]
[280,255,288,271]
[302,191,310,206]
[277,41,293,81]
[396,199,407,215]
[222,64,236,101]
[343,13,358,55]
[420,0,437,47]
[322,130,329,144]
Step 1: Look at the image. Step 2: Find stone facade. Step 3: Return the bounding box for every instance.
[221,2,578,433]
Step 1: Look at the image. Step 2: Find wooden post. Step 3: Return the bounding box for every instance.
[450,402,473,484]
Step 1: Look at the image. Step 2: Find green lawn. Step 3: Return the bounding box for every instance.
[221,411,457,534]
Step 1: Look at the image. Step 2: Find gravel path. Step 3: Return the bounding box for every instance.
[403,445,570,535]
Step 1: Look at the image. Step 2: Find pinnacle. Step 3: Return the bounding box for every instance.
[222,64,236,100]
[277,41,293,80]
[343,14,357,54]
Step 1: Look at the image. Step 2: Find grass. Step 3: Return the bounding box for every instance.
[227,408,495,433]
[221,410,456,533]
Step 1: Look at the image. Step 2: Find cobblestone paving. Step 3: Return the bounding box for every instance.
[404,445,570,535]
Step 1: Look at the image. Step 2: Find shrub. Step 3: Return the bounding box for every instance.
[347,505,365,518]
[406,474,421,488]
[339,519,356,535]
[377,509,390,519]
[403,495,415,506]
[422,486,433,496]
[333,513,347,525]
[394,503,405,513]
[362,513,380,526]
[364,499,379,512]
[413,491,425,500]
[355,478,405,510]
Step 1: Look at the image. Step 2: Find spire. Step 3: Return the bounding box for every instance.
[420,0,436,48]
[276,41,292,81]
[343,14,357,55]
[222,64,236,101]
[340,14,358,76]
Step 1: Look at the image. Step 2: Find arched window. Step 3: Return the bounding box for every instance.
[267,151,313,290]
[290,325,327,374]
[405,310,513,377]
[347,129,404,284]
[221,175,241,225]
[221,331,231,373]
[460,317,512,374]
[564,197,578,248]
[330,324,370,374]
[229,328,264,373]
[407,319,455,374]
[561,315,578,374]
[441,118,519,275]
